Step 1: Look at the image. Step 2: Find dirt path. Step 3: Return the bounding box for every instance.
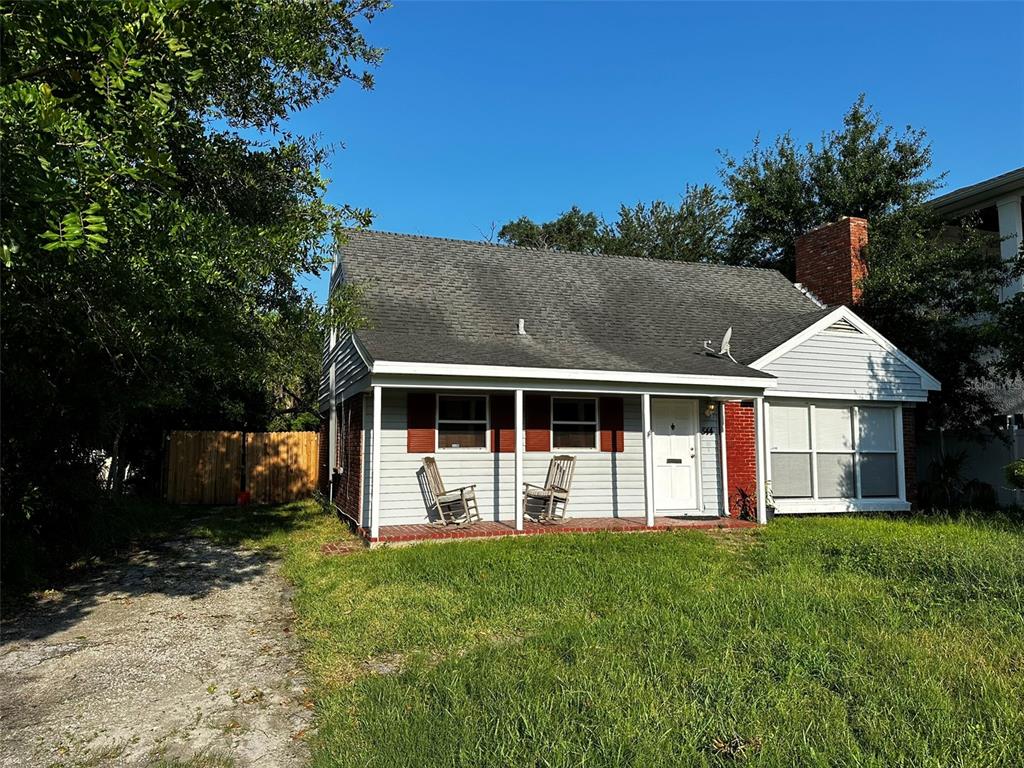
[0,538,313,767]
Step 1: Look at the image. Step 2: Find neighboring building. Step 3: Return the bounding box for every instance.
[921,167,1024,506]
[318,224,939,541]
[928,166,1024,302]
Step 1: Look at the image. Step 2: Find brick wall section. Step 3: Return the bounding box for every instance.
[725,401,757,519]
[317,417,330,495]
[795,217,869,306]
[903,406,917,505]
[335,393,364,522]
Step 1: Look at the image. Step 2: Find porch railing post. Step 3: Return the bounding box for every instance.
[754,396,768,524]
[514,388,524,531]
[642,393,655,527]
[370,384,383,539]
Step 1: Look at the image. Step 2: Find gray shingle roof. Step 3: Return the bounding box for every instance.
[338,230,830,379]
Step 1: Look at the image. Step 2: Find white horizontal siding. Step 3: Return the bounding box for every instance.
[373,390,726,526]
[763,331,927,401]
[699,403,722,515]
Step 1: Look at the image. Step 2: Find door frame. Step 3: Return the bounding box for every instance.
[651,397,704,515]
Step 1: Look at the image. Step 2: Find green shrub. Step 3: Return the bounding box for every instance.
[1006,458,1024,490]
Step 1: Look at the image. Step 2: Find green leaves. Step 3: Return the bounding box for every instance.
[325,281,370,333]
[40,204,109,253]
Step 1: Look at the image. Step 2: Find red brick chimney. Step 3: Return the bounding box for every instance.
[794,217,868,306]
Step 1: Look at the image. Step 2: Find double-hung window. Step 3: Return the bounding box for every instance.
[437,395,488,449]
[769,403,900,500]
[551,397,597,449]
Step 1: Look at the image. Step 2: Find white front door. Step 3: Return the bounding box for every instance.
[652,398,700,514]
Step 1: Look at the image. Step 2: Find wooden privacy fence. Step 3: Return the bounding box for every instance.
[165,430,320,505]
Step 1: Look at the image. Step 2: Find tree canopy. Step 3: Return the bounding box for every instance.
[1,0,387,561]
[499,184,731,262]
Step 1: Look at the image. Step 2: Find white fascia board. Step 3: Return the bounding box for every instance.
[369,373,770,400]
[368,360,777,391]
[749,306,941,392]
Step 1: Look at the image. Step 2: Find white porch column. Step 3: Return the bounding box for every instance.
[369,384,383,539]
[718,401,729,518]
[642,393,655,527]
[754,396,768,525]
[514,389,524,531]
[997,195,1023,302]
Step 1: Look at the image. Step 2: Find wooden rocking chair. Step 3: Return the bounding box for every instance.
[523,455,576,524]
[421,457,481,526]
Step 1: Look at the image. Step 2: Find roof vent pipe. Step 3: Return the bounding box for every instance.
[517,318,526,335]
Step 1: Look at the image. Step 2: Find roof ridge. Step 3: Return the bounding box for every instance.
[340,227,788,275]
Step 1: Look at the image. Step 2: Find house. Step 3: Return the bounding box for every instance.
[318,220,940,542]
[922,167,1024,506]
[928,166,1023,303]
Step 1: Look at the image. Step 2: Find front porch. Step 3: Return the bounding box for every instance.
[356,514,756,546]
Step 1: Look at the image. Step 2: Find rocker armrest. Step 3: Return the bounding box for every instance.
[549,485,569,494]
[447,485,476,495]
[522,482,548,492]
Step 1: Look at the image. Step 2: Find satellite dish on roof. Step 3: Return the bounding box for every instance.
[703,327,738,364]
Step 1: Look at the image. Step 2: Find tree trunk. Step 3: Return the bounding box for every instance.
[109,421,125,497]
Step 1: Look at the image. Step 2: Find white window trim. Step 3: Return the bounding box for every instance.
[768,401,905,509]
[550,396,600,452]
[436,393,490,452]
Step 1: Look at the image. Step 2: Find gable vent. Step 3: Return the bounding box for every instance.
[822,318,862,335]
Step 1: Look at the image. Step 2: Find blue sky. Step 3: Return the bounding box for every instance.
[286,1,1024,299]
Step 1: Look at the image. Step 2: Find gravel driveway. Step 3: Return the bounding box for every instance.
[0,538,312,767]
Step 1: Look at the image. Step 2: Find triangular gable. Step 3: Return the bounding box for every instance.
[750,306,939,401]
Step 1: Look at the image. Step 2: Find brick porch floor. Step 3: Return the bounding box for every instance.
[353,515,756,547]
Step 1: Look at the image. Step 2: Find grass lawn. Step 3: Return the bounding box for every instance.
[203,502,1024,768]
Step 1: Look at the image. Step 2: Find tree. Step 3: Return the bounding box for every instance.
[498,186,731,262]
[498,206,611,253]
[613,185,731,262]
[0,0,386,568]
[994,245,1024,381]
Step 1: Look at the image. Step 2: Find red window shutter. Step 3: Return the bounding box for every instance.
[599,397,625,452]
[524,394,551,452]
[406,392,436,453]
[489,394,515,453]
